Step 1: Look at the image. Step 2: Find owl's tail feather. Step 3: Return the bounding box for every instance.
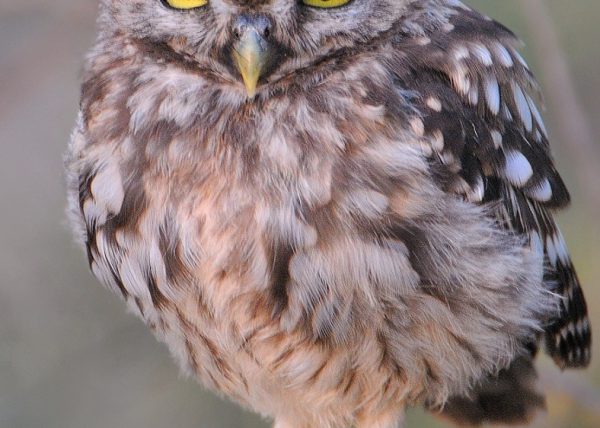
[430,354,544,426]
[543,255,592,369]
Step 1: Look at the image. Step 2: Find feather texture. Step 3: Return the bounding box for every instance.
[65,1,590,427]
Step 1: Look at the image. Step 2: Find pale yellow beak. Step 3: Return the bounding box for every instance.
[232,30,268,98]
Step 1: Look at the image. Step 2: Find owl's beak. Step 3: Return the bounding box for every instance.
[232,28,270,98]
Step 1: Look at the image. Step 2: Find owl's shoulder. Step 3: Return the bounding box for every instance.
[386,2,569,209]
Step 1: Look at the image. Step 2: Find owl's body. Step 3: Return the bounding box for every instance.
[67,1,591,427]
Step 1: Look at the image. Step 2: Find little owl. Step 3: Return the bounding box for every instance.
[66,0,591,427]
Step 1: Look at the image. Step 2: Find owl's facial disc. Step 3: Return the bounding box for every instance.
[231,14,275,98]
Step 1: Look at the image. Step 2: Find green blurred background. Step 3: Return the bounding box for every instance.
[1,1,599,427]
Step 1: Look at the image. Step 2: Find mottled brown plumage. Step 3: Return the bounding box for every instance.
[66,1,590,427]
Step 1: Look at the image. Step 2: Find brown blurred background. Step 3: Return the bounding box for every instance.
[1,1,599,427]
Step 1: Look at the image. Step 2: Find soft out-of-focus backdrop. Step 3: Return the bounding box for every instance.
[1,1,599,427]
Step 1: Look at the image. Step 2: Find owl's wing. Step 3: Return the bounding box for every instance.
[392,7,590,368]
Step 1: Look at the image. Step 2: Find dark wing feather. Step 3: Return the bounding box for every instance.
[392,4,590,368]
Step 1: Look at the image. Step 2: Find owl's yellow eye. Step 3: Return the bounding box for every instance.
[302,0,351,8]
[165,0,208,10]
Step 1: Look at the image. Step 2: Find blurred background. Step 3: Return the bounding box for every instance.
[1,1,599,427]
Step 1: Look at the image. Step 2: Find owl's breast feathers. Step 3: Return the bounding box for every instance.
[66,1,589,425]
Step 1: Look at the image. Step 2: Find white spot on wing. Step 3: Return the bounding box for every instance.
[431,130,444,152]
[426,96,442,112]
[512,82,533,132]
[451,65,471,96]
[528,178,553,202]
[491,130,503,149]
[526,94,548,138]
[442,23,455,33]
[578,318,590,336]
[484,75,500,115]
[546,234,558,267]
[471,43,493,66]
[410,118,425,136]
[493,42,514,67]
[419,141,433,157]
[468,85,479,105]
[502,104,513,122]
[504,150,533,186]
[529,231,544,257]
[453,45,470,62]
[554,232,570,264]
[469,175,485,202]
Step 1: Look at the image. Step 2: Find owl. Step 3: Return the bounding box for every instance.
[66,0,591,427]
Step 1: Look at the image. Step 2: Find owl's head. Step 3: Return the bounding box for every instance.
[100,0,411,98]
